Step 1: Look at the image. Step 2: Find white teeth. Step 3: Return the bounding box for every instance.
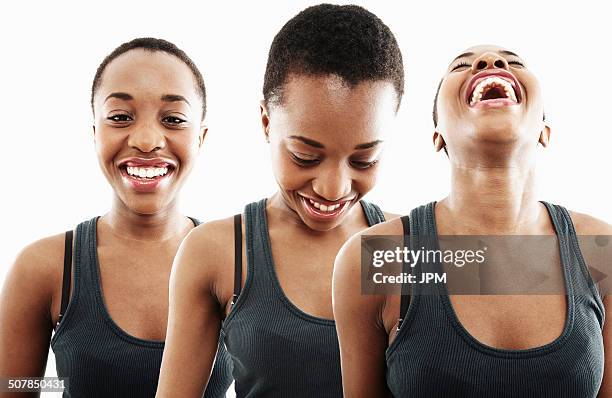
[470,76,517,105]
[126,166,169,179]
[308,198,342,212]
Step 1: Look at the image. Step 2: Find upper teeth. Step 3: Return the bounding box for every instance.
[470,76,517,105]
[309,198,342,212]
[126,166,169,178]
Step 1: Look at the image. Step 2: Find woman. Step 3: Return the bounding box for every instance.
[156,5,404,398]
[0,38,232,397]
[333,44,612,397]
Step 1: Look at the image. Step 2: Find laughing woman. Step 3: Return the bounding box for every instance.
[156,5,404,398]
[0,38,232,397]
[333,45,612,397]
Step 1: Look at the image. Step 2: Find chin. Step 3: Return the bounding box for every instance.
[470,117,522,144]
[121,195,171,216]
[303,217,344,232]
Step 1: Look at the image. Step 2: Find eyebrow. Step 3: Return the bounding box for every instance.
[450,52,474,64]
[354,140,383,150]
[288,135,383,150]
[499,50,521,58]
[103,92,191,106]
[104,92,133,103]
[161,94,191,106]
[288,135,324,148]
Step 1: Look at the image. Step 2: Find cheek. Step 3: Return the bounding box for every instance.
[352,168,378,196]
[94,128,123,167]
[170,132,200,166]
[270,146,311,191]
[437,78,463,131]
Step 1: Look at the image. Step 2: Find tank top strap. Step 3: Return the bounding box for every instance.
[541,201,605,325]
[359,200,386,226]
[409,202,437,236]
[243,199,276,289]
[74,217,100,301]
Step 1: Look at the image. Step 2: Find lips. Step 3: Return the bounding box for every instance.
[116,157,177,193]
[466,70,522,107]
[297,193,355,221]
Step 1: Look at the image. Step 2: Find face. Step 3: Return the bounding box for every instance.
[262,74,397,231]
[434,45,549,161]
[92,49,205,215]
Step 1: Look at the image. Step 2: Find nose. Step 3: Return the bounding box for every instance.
[127,122,166,153]
[311,164,352,202]
[472,52,509,73]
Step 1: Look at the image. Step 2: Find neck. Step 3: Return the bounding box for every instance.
[104,195,187,241]
[440,163,544,233]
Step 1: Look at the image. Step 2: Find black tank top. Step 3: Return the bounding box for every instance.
[222,199,386,397]
[386,202,605,397]
[51,217,233,397]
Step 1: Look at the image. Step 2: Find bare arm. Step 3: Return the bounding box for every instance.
[156,222,230,398]
[333,233,391,398]
[0,237,61,398]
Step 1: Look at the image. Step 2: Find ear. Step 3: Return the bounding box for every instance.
[92,125,97,143]
[538,125,551,148]
[260,100,270,143]
[198,124,208,149]
[433,131,446,152]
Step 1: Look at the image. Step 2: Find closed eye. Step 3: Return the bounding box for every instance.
[290,153,320,167]
[451,62,471,72]
[350,159,379,169]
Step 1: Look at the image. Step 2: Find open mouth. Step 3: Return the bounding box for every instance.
[298,194,354,220]
[123,165,172,179]
[467,71,521,107]
[117,158,176,192]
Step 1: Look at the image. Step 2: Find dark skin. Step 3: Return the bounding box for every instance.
[156,74,400,397]
[333,45,612,397]
[0,49,206,397]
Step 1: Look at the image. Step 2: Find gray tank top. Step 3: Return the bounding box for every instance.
[386,202,605,397]
[222,199,386,397]
[51,217,233,397]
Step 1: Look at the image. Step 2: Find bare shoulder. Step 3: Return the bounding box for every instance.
[364,216,405,237]
[1,232,68,322]
[8,233,66,291]
[382,210,401,221]
[569,210,612,235]
[174,215,237,283]
[337,217,405,274]
[184,215,236,255]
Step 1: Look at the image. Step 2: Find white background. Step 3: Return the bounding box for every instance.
[1,1,610,396]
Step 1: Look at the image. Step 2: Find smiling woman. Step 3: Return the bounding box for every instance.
[155,4,403,398]
[0,38,233,398]
[333,44,612,397]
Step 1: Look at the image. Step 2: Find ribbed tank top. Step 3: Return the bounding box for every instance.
[386,202,605,397]
[222,199,386,397]
[51,217,233,398]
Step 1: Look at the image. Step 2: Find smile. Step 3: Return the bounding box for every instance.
[117,157,177,192]
[126,166,169,179]
[467,70,521,108]
[298,194,354,220]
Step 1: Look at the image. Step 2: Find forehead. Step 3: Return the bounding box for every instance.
[97,49,199,101]
[278,74,397,115]
[271,74,397,144]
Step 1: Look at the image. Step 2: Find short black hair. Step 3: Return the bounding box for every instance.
[91,37,206,119]
[263,4,404,111]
